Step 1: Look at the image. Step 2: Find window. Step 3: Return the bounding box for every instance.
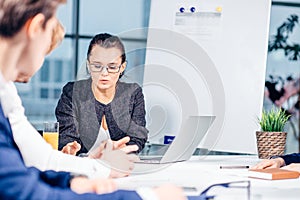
[16,1,151,128]
[40,88,49,99]
[263,0,300,152]
[40,60,50,82]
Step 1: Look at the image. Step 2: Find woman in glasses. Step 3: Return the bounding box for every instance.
[56,33,148,155]
[0,1,187,199]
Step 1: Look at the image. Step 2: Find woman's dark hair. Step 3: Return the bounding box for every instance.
[87,33,126,64]
[0,0,66,37]
[87,33,126,78]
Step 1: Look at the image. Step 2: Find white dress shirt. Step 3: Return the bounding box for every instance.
[0,79,110,179]
[0,75,158,199]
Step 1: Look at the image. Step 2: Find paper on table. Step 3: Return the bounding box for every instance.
[88,126,110,154]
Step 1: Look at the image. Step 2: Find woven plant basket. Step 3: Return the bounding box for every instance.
[256,131,287,159]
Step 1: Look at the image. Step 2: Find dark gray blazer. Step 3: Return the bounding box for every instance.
[55,78,148,154]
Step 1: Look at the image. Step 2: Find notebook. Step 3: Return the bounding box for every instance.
[136,115,215,164]
[248,168,300,180]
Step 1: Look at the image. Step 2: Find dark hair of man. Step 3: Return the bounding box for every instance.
[0,0,66,37]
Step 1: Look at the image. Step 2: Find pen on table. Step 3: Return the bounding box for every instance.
[220,165,249,169]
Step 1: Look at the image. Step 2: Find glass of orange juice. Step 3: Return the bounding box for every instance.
[43,122,59,150]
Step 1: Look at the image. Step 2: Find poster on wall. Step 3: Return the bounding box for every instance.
[264,4,300,153]
[145,0,271,153]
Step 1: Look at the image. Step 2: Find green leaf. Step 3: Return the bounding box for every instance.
[258,107,290,132]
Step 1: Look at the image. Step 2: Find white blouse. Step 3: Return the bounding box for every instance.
[0,80,110,179]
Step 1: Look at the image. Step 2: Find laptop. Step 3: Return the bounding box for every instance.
[136,116,215,164]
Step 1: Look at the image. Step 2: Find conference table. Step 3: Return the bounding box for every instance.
[116,155,300,200]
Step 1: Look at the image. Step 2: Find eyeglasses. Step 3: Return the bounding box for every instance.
[87,62,122,73]
[198,181,250,200]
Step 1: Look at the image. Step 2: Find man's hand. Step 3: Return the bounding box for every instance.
[61,141,81,155]
[88,139,139,178]
[251,158,285,169]
[153,185,187,200]
[101,140,139,177]
[70,176,116,194]
[107,151,139,178]
[87,137,139,178]
[70,178,187,200]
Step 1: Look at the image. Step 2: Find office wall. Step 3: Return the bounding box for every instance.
[143,0,271,153]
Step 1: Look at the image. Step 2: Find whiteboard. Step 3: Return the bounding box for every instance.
[143,0,271,154]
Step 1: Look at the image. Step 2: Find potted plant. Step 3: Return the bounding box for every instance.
[256,107,290,159]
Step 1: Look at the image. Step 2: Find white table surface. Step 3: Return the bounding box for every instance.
[115,155,300,200]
